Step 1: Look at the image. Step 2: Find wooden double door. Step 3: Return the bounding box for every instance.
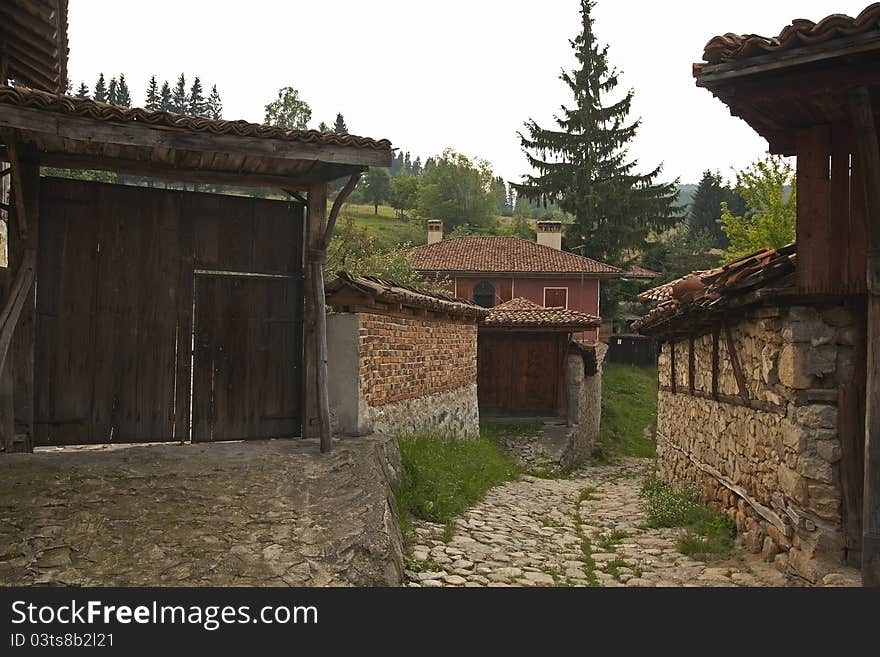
[34,178,304,445]
[477,332,567,416]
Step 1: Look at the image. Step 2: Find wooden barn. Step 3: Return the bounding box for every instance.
[643,3,880,585]
[0,2,392,454]
[478,298,600,416]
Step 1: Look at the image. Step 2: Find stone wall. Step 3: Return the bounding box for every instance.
[328,311,480,438]
[655,304,861,583]
[561,343,606,468]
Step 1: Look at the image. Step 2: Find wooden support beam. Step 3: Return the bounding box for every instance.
[849,86,880,587]
[306,183,331,452]
[688,335,696,396]
[711,327,720,400]
[2,132,29,241]
[0,249,36,375]
[669,341,676,394]
[321,172,362,250]
[724,323,749,402]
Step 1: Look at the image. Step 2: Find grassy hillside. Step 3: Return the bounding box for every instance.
[599,363,658,458]
[336,203,425,251]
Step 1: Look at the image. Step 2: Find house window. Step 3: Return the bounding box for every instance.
[544,287,568,308]
[473,281,496,308]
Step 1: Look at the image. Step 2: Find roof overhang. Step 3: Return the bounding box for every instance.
[0,87,392,189]
[0,1,68,93]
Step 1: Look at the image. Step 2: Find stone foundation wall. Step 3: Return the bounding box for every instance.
[328,311,480,438]
[655,304,860,583]
[562,344,606,468]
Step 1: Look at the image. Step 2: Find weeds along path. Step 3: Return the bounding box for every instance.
[405,459,788,588]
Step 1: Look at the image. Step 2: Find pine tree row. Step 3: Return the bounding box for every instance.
[73,73,223,120]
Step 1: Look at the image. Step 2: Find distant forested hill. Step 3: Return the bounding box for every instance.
[676,183,698,211]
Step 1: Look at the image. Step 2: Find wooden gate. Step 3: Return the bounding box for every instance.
[34,178,303,445]
[478,332,566,416]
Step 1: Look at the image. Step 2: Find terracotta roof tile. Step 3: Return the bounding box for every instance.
[325,272,488,319]
[634,243,797,335]
[410,236,620,275]
[695,2,880,71]
[624,265,660,279]
[481,297,601,329]
[0,85,392,151]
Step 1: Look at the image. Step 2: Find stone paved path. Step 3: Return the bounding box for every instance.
[406,459,792,587]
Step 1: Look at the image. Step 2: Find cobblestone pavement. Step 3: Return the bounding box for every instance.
[406,459,795,588]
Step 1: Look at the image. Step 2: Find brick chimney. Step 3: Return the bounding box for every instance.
[536,220,562,250]
[427,219,443,244]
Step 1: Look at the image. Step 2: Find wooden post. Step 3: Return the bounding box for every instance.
[302,186,326,439]
[0,160,12,450]
[4,145,38,453]
[849,87,880,587]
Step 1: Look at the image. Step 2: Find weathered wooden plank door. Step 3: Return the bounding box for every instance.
[191,274,301,442]
[478,333,563,416]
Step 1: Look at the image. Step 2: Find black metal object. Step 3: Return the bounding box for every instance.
[605,334,656,367]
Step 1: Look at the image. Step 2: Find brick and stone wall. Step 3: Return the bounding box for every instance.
[655,304,861,583]
[328,311,480,438]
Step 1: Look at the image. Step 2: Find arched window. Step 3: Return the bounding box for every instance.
[473,281,496,308]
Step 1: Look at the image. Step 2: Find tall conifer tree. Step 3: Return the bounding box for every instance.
[187,76,206,116]
[513,0,678,262]
[75,82,90,99]
[171,74,188,114]
[107,77,118,105]
[93,73,108,102]
[333,113,348,133]
[145,76,160,110]
[207,84,223,120]
[116,74,132,107]
[159,81,172,112]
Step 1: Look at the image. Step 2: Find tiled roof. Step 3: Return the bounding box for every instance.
[637,271,712,304]
[634,244,797,335]
[696,2,880,71]
[481,298,601,330]
[624,266,660,279]
[0,85,392,151]
[325,272,488,319]
[410,236,620,275]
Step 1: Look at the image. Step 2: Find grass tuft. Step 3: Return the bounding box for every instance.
[598,364,658,459]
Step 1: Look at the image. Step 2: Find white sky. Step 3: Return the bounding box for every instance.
[66,0,870,185]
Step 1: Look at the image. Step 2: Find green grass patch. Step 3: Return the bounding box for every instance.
[604,557,629,580]
[337,203,425,251]
[395,431,521,544]
[579,487,598,502]
[595,529,627,552]
[640,476,736,560]
[480,420,543,441]
[598,363,658,459]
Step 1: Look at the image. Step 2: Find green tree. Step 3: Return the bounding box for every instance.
[333,113,348,133]
[171,74,188,114]
[362,167,392,214]
[107,77,118,105]
[688,170,746,247]
[264,86,312,129]
[75,82,89,100]
[145,76,160,110]
[641,223,719,283]
[501,216,536,240]
[93,73,107,102]
[390,172,420,218]
[720,155,796,263]
[116,74,132,107]
[188,76,206,116]
[512,0,679,263]
[417,148,498,233]
[159,80,172,111]
[207,84,222,120]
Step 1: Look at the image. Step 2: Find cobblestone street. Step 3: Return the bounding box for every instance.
[406,459,795,588]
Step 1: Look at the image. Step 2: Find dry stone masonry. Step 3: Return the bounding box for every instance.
[655,303,862,583]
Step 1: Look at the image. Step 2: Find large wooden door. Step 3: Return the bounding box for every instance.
[478,332,564,415]
[191,274,302,442]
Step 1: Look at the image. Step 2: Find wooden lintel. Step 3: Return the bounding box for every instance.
[659,385,786,417]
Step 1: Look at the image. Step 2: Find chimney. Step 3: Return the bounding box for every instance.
[427,219,443,245]
[536,220,562,250]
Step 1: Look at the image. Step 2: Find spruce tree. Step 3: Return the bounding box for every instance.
[207,84,223,120]
[318,122,329,132]
[333,113,348,133]
[187,76,206,116]
[116,74,132,107]
[513,0,679,263]
[171,74,188,114]
[688,170,746,248]
[411,156,422,176]
[403,152,411,174]
[75,82,90,100]
[145,76,160,110]
[93,73,108,103]
[159,81,172,112]
[107,77,118,105]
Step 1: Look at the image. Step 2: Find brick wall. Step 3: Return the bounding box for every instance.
[357,312,477,407]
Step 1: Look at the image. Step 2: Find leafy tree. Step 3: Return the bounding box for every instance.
[390,173,420,218]
[411,156,422,176]
[333,113,348,133]
[641,223,719,283]
[417,149,498,233]
[145,76,160,110]
[159,80,172,111]
[107,77,118,105]
[318,122,329,132]
[264,86,312,129]
[93,73,107,102]
[362,167,392,214]
[116,74,131,107]
[390,152,404,176]
[207,85,223,120]
[501,216,536,240]
[188,76,206,116]
[720,155,796,263]
[171,74,188,114]
[688,170,746,247]
[512,0,679,263]
[75,82,89,100]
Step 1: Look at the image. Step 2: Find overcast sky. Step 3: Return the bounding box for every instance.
[67,0,870,185]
